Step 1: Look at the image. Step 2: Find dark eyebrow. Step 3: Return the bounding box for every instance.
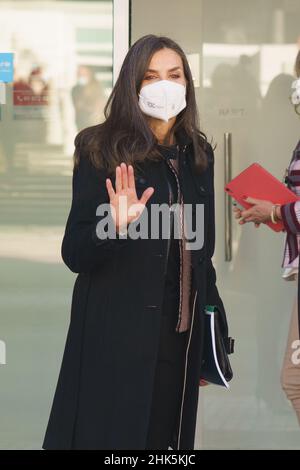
[145,66,182,73]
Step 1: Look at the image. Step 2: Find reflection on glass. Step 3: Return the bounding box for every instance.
[0,0,113,449]
[200,0,300,450]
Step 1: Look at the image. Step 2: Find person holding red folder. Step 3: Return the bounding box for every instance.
[233,50,300,426]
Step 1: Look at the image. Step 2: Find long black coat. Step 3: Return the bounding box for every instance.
[42,134,229,450]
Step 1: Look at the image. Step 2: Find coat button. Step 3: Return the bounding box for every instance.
[198,256,205,264]
[138,177,146,184]
[199,186,205,192]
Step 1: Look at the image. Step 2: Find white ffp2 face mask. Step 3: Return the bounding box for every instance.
[138,79,186,122]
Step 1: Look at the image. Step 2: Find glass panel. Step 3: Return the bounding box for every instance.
[200,0,300,450]
[0,0,113,449]
[131,0,300,450]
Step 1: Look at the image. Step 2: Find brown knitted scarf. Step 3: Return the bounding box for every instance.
[167,157,192,333]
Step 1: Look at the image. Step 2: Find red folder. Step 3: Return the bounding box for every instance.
[225,163,299,232]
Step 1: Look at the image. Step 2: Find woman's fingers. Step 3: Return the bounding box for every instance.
[233,202,263,227]
[233,203,261,227]
[233,207,242,219]
[127,164,135,190]
[111,163,154,225]
[140,187,155,206]
[115,163,134,192]
[240,208,251,219]
[115,165,122,193]
[120,162,128,190]
[106,178,115,200]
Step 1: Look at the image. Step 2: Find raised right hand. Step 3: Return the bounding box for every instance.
[106,162,154,232]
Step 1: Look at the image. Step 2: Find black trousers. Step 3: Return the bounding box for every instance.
[145,285,189,450]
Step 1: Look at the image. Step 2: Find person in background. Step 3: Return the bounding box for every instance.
[233,50,300,424]
[71,65,106,131]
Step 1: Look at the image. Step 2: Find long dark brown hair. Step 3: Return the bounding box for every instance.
[74,35,208,176]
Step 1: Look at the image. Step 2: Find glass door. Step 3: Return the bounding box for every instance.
[198,0,300,450]
[0,0,129,449]
[131,0,300,449]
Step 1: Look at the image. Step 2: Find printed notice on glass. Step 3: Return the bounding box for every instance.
[0,53,14,83]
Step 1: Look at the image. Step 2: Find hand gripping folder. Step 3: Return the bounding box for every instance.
[225,163,299,232]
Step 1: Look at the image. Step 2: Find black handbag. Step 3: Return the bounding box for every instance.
[201,304,234,387]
